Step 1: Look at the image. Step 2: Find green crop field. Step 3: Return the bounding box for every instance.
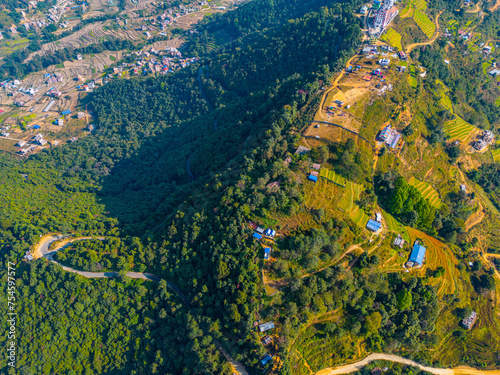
[383,211,411,242]
[412,0,427,11]
[338,181,369,228]
[495,96,500,107]
[413,8,435,38]
[381,28,403,50]
[350,206,370,227]
[443,115,476,143]
[409,177,442,208]
[440,94,453,112]
[320,168,347,187]
[492,149,500,162]
[401,0,427,17]
[408,75,418,88]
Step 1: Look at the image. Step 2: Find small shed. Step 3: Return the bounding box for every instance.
[308,174,318,182]
[460,184,466,192]
[264,229,276,237]
[253,233,262,240]
[259,321,275,332]
[262,335,272,345]
[461,311,477,330]
[375,213,382,222]
[312,163,321,170]
[256,227,265,234]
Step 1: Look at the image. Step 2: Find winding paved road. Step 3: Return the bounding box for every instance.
[32,235,247,375]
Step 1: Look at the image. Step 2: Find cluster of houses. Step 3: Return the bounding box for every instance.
[378,124,402,150]
[255,321,275,369]
[113,47,199,77]
[250,221,277,260]
[472,130,494,151]
[16,134,45,155]
[308,163,321,182]
[1,79,42,98]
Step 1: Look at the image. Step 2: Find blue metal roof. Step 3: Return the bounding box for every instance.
[389,133,401,149]
[62,109,71,115]
[308,175,318,182]
[410,244,426,265]
[366,219,382,232]
[253,233,262,239]
[264,247,271,253]
[261,354,272,366]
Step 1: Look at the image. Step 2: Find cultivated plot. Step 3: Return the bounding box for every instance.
[408,177,442,208]
[443,116,477,143]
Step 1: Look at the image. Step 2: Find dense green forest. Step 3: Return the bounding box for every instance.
[0,1,363,373]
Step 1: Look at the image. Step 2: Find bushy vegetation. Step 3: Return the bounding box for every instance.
[0,2,363,374]
[376,173,436,231]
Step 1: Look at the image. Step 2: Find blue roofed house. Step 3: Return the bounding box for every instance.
[62,109,71,115]
[264,228,276,237]
[253,233,262,240]
[366,219,382,233]
[264,247,271,260]
[308,174,318,182]
[408,242,426,267]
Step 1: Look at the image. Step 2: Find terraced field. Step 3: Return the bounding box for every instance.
[407,228,458,297]
[400,0,427,18]
[338,181,369,228]
[381,28,403,50]
[492,148,500,162]
[443,115,477,143]
[413,8,435,38]
[408,177,442,208]
[384,211,411,242]
[320,168,347,187]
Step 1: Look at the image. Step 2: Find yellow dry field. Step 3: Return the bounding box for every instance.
[407,228,459,297]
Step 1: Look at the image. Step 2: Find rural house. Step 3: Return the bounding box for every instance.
[407,242,426,267]
[461,311,477,330]
[259,321,275,332]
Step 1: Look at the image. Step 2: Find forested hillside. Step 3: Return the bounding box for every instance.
[0,1,362,373]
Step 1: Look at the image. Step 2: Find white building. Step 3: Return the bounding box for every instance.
[371,0,398,34]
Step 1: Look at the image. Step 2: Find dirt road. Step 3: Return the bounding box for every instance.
[315,353,500,375]
[406,12,443,53]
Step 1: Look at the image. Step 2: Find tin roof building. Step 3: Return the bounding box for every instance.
[409,243,426,266]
